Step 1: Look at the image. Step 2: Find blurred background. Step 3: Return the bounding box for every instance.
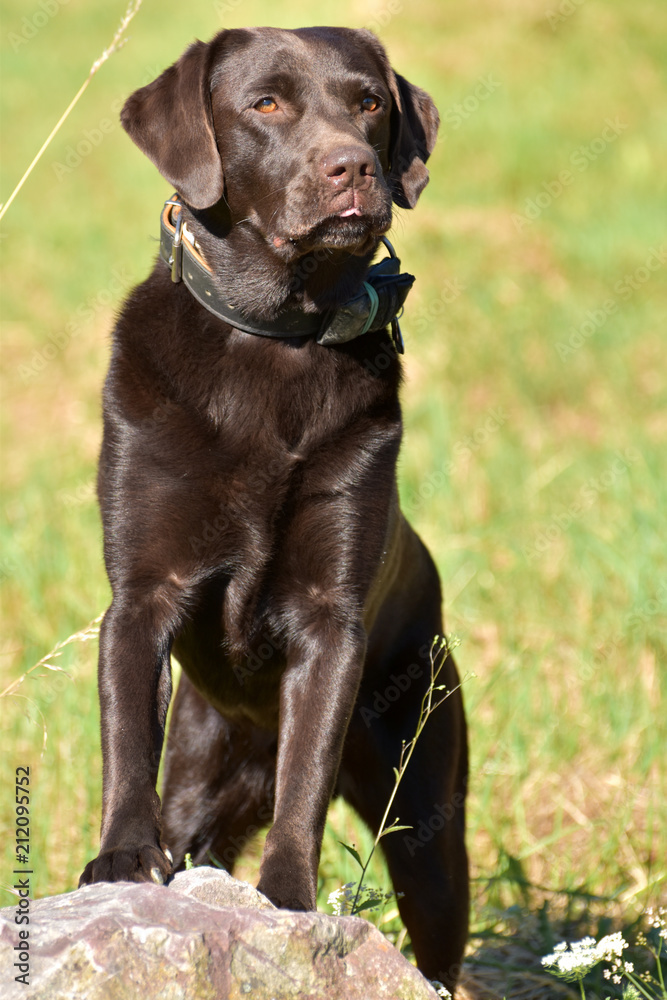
[1,0,665,995]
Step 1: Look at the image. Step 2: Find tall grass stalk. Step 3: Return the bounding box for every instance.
[0,0,143,224]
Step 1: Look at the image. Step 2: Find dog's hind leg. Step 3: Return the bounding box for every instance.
[340,647,469,994]
[160,672,276,872]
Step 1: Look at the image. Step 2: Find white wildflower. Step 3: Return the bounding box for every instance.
[327,881,356,915]
[542,937,601,981]
[430,982,452,998]
[596,931,628,961]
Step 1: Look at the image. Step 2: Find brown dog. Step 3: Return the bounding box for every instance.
[79,26,468,991]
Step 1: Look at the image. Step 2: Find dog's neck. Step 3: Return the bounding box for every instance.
[185,202,379,322]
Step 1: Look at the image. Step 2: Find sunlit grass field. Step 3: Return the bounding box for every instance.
[1,0,665,995]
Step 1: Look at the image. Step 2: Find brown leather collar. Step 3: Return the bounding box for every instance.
[159,195,411,350]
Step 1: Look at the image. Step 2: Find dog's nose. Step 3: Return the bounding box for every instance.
[321,146,376,189]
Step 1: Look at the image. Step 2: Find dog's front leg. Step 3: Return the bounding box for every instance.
[79,599,174,886]
[256,621,366,910]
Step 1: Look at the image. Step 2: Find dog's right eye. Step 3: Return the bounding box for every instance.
[254,97,278,113]
[361,96,380,113]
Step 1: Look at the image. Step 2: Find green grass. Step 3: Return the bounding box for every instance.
[1,0,666,995]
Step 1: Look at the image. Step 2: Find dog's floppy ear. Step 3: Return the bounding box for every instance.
[121,38,224,210]
[386,72,440,209]
[358,31,440,209]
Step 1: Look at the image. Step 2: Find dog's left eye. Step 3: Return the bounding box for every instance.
[255,97,278,113]
[361,96,380,112]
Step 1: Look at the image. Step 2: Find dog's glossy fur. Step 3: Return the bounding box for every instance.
[79,26,468,990]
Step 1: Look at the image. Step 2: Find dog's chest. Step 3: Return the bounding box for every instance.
[106,310,401,707]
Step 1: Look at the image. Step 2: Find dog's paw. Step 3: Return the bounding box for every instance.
[78,844,173,888]
[256,871,314,912]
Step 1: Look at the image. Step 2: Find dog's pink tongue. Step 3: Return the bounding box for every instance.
[339,206,362,217]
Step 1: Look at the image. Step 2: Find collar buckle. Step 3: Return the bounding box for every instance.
[165,198,184,283]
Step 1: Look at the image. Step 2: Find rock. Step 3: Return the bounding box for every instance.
[0,867,440,999]
[170,866,274,911]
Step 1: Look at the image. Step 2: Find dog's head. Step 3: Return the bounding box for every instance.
[121,27,439,255]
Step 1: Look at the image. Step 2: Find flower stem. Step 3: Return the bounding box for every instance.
[350,636,465,914]
[624,971,660,1000]
[654,938,666,996]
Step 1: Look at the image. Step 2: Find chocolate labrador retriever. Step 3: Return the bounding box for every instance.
[79,26,468,991]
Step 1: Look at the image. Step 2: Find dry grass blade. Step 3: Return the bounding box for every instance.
[0,612,104,701]
[0,0,143,223]
[0,612,104,754]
